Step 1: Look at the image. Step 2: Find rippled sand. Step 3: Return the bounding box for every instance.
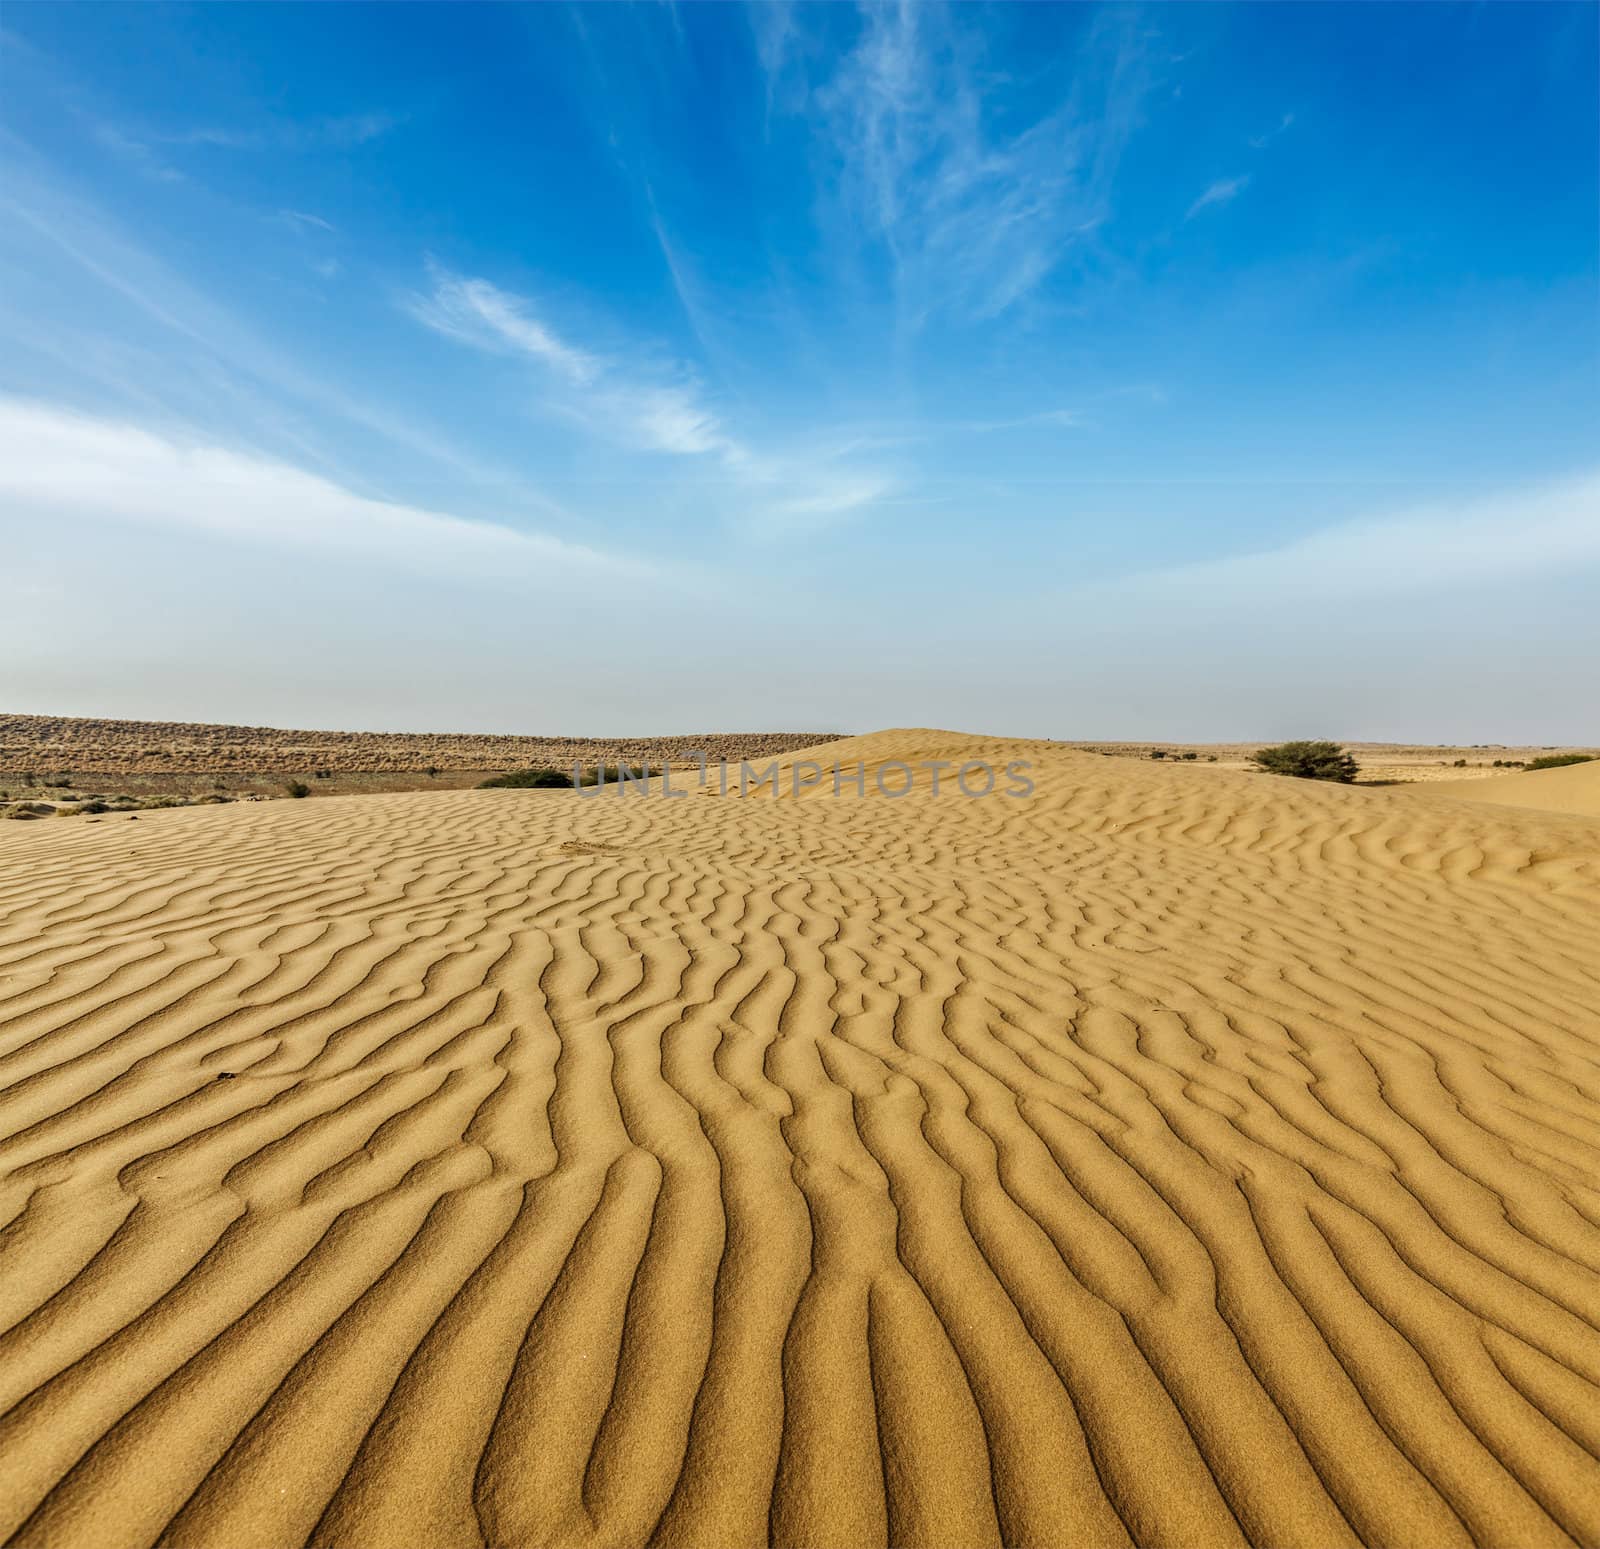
[2,731,1597,1548]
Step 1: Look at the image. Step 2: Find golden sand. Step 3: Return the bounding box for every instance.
[1,731,1597,1548]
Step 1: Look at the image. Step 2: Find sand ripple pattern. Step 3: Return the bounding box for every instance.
[2,732,1599,1549]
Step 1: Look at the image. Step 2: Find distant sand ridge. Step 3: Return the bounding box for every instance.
[1,730,1597,1548]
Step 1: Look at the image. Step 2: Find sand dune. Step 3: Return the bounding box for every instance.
[1,730,1598,1548]
[1428,757,1600,819]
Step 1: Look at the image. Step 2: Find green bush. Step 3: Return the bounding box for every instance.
[479,767,573,789]
[584,763,656,785]
[1524,754,1595,772]
[283,780,311,799]
[1253,740,1359,783]
[1149,749,1167,760]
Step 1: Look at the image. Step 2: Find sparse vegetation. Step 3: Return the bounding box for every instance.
[283,780,311,799]
[1253,741,1359,783]
[478,763,663,790]
[479,767,574,789]
[580,763,659,786]
[1524,754,1595,772]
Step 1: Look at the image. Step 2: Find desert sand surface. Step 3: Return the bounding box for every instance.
[1,729,1598,1549]
[1426,758,1600,819]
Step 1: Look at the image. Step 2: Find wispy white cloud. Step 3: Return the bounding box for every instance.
[0,156,542,504]
[757,472,900,537]
[408,268,602,385]
[280,209,336,234]
[0,397,647,584]
[407,266,897,533]
[1249,112,1296,150]
[966,408,1086,433]
[89,122,185,183]
[806,2,1151,329]
[747,0,801,114]
[1087,471,1600,603]
[84,112,398,186]
[156,111,401,153]
[1186,174,1249,219]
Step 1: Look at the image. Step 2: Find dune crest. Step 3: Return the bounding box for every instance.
[1,731,1598,1548]
[1426,756,1600,818]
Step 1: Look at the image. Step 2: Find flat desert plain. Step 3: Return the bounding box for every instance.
[1,730,1598,1549]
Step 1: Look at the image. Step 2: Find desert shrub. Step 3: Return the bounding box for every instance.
[580,763,657,786]
[1180,751,1199,761]
[79,800,110,814]
[1253,741,1359,783]
[283,780,311,799]
[1206,755,1218,763]
[313,768,333,780]
[1524,754,1595,772]
[479,767,573,789]
[1453,759,1468,768]
[1149,749,1167,760]
[425,766,440,779]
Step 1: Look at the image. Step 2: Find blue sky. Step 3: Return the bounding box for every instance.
[2,2,1596,738]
